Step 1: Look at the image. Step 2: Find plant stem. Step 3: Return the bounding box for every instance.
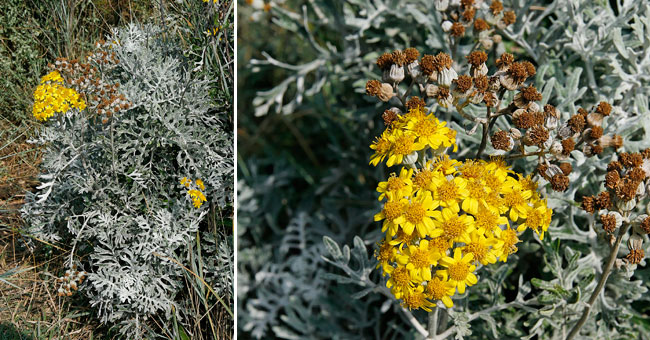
[427,308,439,340]
[475,107,491,159]
[566,222,630,340]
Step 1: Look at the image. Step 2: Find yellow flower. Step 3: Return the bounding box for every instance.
[385,129,425,167]
[433,155,460,175]
[375,240,396,273]
[412,162,437,192]
[432,176,469,213]
[195,179,205,190]
[369,131,392,166]
[387,228,419,251]
[32,77,86,121]
[501,180,533,222]
[473,204,508,235]
[517,201,553,240]
[425,276,456,308]
[188,189,207,208]
[496,226,521,262]
[405,113,455,151]
[376,167,413,201]
[374,193,405,236]
[432,208,475,244]
[462,232,499,265]
[386,263,414,298]
[397,240,440,281]
[438,248,478,294]
[402,285,435,311]
[180,177,191,188]
[400,191,440,238]
[461,179,489,215]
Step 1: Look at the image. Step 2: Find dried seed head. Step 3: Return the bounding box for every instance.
[483,92,496,107]
[561,138,575,156]
[474,18,490,32]
[490,0,504,15]
[521,61,536,77]
[461,0,474,8]
[616,178,640,201]
[377,53,393,70]
[550,174,569,192]
[366,80,382,96]
[581,196,596,213]
[620,152,644,168]
[567,114,586,134]
[502,11,516,25]
[596,191,612,210]
[596,101,612,116]
[383,109,398,126]
[491,130,513,150]
[377,83,394,102]
[473,75,489,92]
[608,161,622,172]
[521,85,542,102]
[466,51,488,67]
[496,53,514,69]
[601,214,617,233]
[592,144,604,155]
[406,96,426,111]
[391,50,407,66]
[453,75,473,93]
[462,8,476,22]
[559,162,572,176]
[605,170,621,189]
[641,216,650,234]
[589,126,604,139]
[404,48,420,64]
[507,62,528,83]
[626,249,644,265]
[525,126,549,147]
[420,54,437,75]
[450,22,466,37]
[628,167,646,181]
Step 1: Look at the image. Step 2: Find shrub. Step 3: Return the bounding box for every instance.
[22,23,233,338]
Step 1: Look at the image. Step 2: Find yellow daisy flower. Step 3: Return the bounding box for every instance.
[432,176,469,213]
[425,276,456,308]
[400,191,440,238]
[432,208,475,244]
[438,248,478,294]
[376,167,413,201]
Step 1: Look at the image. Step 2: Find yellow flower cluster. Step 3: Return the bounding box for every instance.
[181,177,207,208]
[370,106,457,167]
[374,157,552,311]
[32,71,86,121]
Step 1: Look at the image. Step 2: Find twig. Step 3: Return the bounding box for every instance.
[566,221,630,340]
[475,107,491,159]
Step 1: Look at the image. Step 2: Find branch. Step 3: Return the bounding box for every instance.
[566,221,630,340]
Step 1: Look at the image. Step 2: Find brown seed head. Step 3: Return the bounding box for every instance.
[491,130,511,150]
[462,8,476,22]
[600,214,617,233]
[521,85,542,102]
[568,114,586,134]
[550,174,569,192]
[391,50,407,66]
[628,167,646,181]
[620,152,643,168]
[561,138,576,155]
[616,178,640,201]
[404,48,419,64]
[461,0,475,8]
[521,61,536,77]
[383,109,398,127]
[503,10,517,25]
[420,54,436,75]
[473,75,489,92]
[437,52,453,69]
[592,144,604,154]
[527,126,549,146]
[366,80,382,96]
[466,51,488,67]
[581,196,596,213]
[453,75,473,93]
[496,53,514,68]
[406,97,426,111]
[559,162,572,176]
[450,22,466,37]
[642,148,650,159]
[641,216,650,234]
[507,62,529,83]
[589,126,604,139]
[605,170,620,189]
[474,18,490,32]
[577,107,588,117]
[608,161,622,172]
[596,101,612,116]
[377,53,393,70]
[483,92,496,107]
[626,249,644,265]
[437,87,451,101]
[490,0,504,15]
[596,191,612,210]
[544,104,558,118]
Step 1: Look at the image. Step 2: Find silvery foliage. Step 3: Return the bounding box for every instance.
[241,0,650,338]
[21,24,233,338]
